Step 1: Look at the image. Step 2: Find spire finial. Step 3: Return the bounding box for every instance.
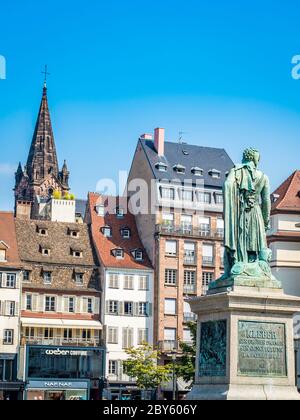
[41,65,50,89]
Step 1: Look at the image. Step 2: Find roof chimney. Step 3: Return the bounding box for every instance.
[154,128,165,157]
[140,133,153,140]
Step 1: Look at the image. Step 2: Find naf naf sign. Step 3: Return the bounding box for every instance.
[0,55,6,80]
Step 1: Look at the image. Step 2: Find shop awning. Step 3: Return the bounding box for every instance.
[21,318,102,330]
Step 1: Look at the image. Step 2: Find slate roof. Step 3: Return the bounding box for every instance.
[0,212,22,269]
[15,218,97,267]
[88,193,153,270]
[140,139,234,188]
[271,170,300,213]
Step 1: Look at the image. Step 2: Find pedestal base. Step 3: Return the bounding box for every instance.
[187,286,300,401]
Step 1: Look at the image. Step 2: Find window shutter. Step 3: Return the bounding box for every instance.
[122,328,127,349]
[15,275,20,290]
[133,302,139,317]
[94,298,100,316]
[56,296,62,313]
[138,329,142,345]
[118,301,124,316]
[1,273,6,288]
[128,328,134,348]
[82,297,88,313]
[76,297,81,313]
[63,297,69,313]
[105,300,110,315]
[15,302,19,317]
[38,295,44,312]
[22,294,27,311]
[32,294,39,312]
[148,303,153,317]
[5,301,10,316]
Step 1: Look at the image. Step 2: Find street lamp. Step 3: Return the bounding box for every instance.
[171,353,177,401]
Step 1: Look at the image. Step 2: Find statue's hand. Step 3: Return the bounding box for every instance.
[264,221,271,232]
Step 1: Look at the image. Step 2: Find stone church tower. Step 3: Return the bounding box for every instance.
[14,84,70,219]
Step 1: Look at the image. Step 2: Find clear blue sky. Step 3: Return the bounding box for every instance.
[0,0,300,210]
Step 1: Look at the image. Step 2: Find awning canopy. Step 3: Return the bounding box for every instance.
[21,318,102,330]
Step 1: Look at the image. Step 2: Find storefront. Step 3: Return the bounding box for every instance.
[105,383,142,401]
[26,380,89,400]
[0,354,24,400]
[24,345,106,400]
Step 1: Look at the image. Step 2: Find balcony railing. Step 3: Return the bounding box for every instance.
[24,336,102,347]
[183,284,197,294]
[184,255,196,265]
[108,373,136,383]
[183,312,197,322]
[156,224,223,240]
[216,229,225,238]
[202,256,214,266]
[158,340,180,352]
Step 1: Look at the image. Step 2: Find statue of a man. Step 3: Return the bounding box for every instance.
[222,148,272,279]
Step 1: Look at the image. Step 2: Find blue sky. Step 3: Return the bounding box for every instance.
[0,0,300,209]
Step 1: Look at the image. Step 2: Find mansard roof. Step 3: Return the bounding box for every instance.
[0,212,22,269]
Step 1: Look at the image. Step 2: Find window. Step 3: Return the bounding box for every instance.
[26,294,32,311]
[184,242,196,264]
[203,244,214,264]
[138,329,149,345]
[41,247,50,256]
[162,213,174,227]
[6,274,16,288]
[44,328,54,339]
[181,215,192,233]
[75,273,84,286]
[173,164,186,174]
[109,360,118,375]
[217,218,225,237]
[191,167,203,177]
[198,192,211,204]
[134,250,143,261]
[38,228,48,236]
[23,271,31,283]
[108,327,118,344]
[181,190,193,202]
[165,240,177,257]
[165,269,177,286]
[82,330,91,340]
[85,298,93,314]
[209,169,221,179]
[25,327,35,340]
[138,275,149,291]
[202,272,213,295]
[107,300,118,315]
[164,298,177,315]
[122,328,134,349]
[124,275,134,290]
[215,194,224,204]
[199,217,211,235]
[69,229,79,238]
[161,188,175,200]
[155,162,168,172]
[183,328,193,344]
[72,249,83,258]
[96,204,105,216]
[184,271,196,286]
[101,226,112,237]
[124,302,133,316]
[63,329,73,340]
[164,328,176,342]
[109,274,119,289]
[68,297,75,313]
[115,207,125,218]
[112,249,124,259]
[121,228,131,239]
[4,301,15,317]
[45,296,56,312]
[43,272,52,284]
[3,330,13,345]
[0,248,6,262]
[139,302,148,316]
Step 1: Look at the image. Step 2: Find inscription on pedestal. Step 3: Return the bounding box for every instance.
[238,321,287,377]
[199,320,227,377]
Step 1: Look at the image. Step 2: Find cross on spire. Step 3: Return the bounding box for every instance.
[42,65,50,88]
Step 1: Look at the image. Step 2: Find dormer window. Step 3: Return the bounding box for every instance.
[115,207,125,218]
[121,228,131,239]
[155,162,168,172]
[71,248,83,258]
[112,248,124,259]
[40,246,51,256]
[37,227,48,236]
[209,169,221,179]
[68,228,80,238]
[271,193,280,203]
[133,249,143,261]
[0,241,9,262]
[101,226,112,238]
[173,164,186,175]
[96,204,105,216]
[191,167,203,177]
[75,272,84,286]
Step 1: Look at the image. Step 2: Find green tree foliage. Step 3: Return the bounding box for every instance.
[175,322,197,383]
[52,190,62,199]
[123,343,172,390]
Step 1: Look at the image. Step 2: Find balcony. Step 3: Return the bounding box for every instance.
[24,336,102,347]
[184,255,196,265]
[108,373,136,384]
[183,312,197,323]
[156,224,223,240]
[158,340,180,352]
[183,284,197,294]
[216,229,224,239]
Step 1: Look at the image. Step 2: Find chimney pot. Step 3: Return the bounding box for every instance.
[140,133,153,140]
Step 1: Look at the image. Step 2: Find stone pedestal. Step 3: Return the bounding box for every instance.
[187,286,300,400]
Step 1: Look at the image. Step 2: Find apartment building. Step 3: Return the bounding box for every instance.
[86,193,154,400]
[0,212,23,400]
[15,213,105,400]
[268,170,300,389]
[127,129,233,360]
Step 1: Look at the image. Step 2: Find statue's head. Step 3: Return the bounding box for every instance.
[242,148,260,168]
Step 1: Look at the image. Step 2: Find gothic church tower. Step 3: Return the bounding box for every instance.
[14,84,70,218]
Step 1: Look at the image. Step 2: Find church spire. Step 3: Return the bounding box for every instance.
[26,83,59,183]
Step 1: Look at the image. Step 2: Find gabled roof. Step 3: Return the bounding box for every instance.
[271,170,300,213]
[0,212,22,268]
[87,193,152,270]
[140,139,234,188]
